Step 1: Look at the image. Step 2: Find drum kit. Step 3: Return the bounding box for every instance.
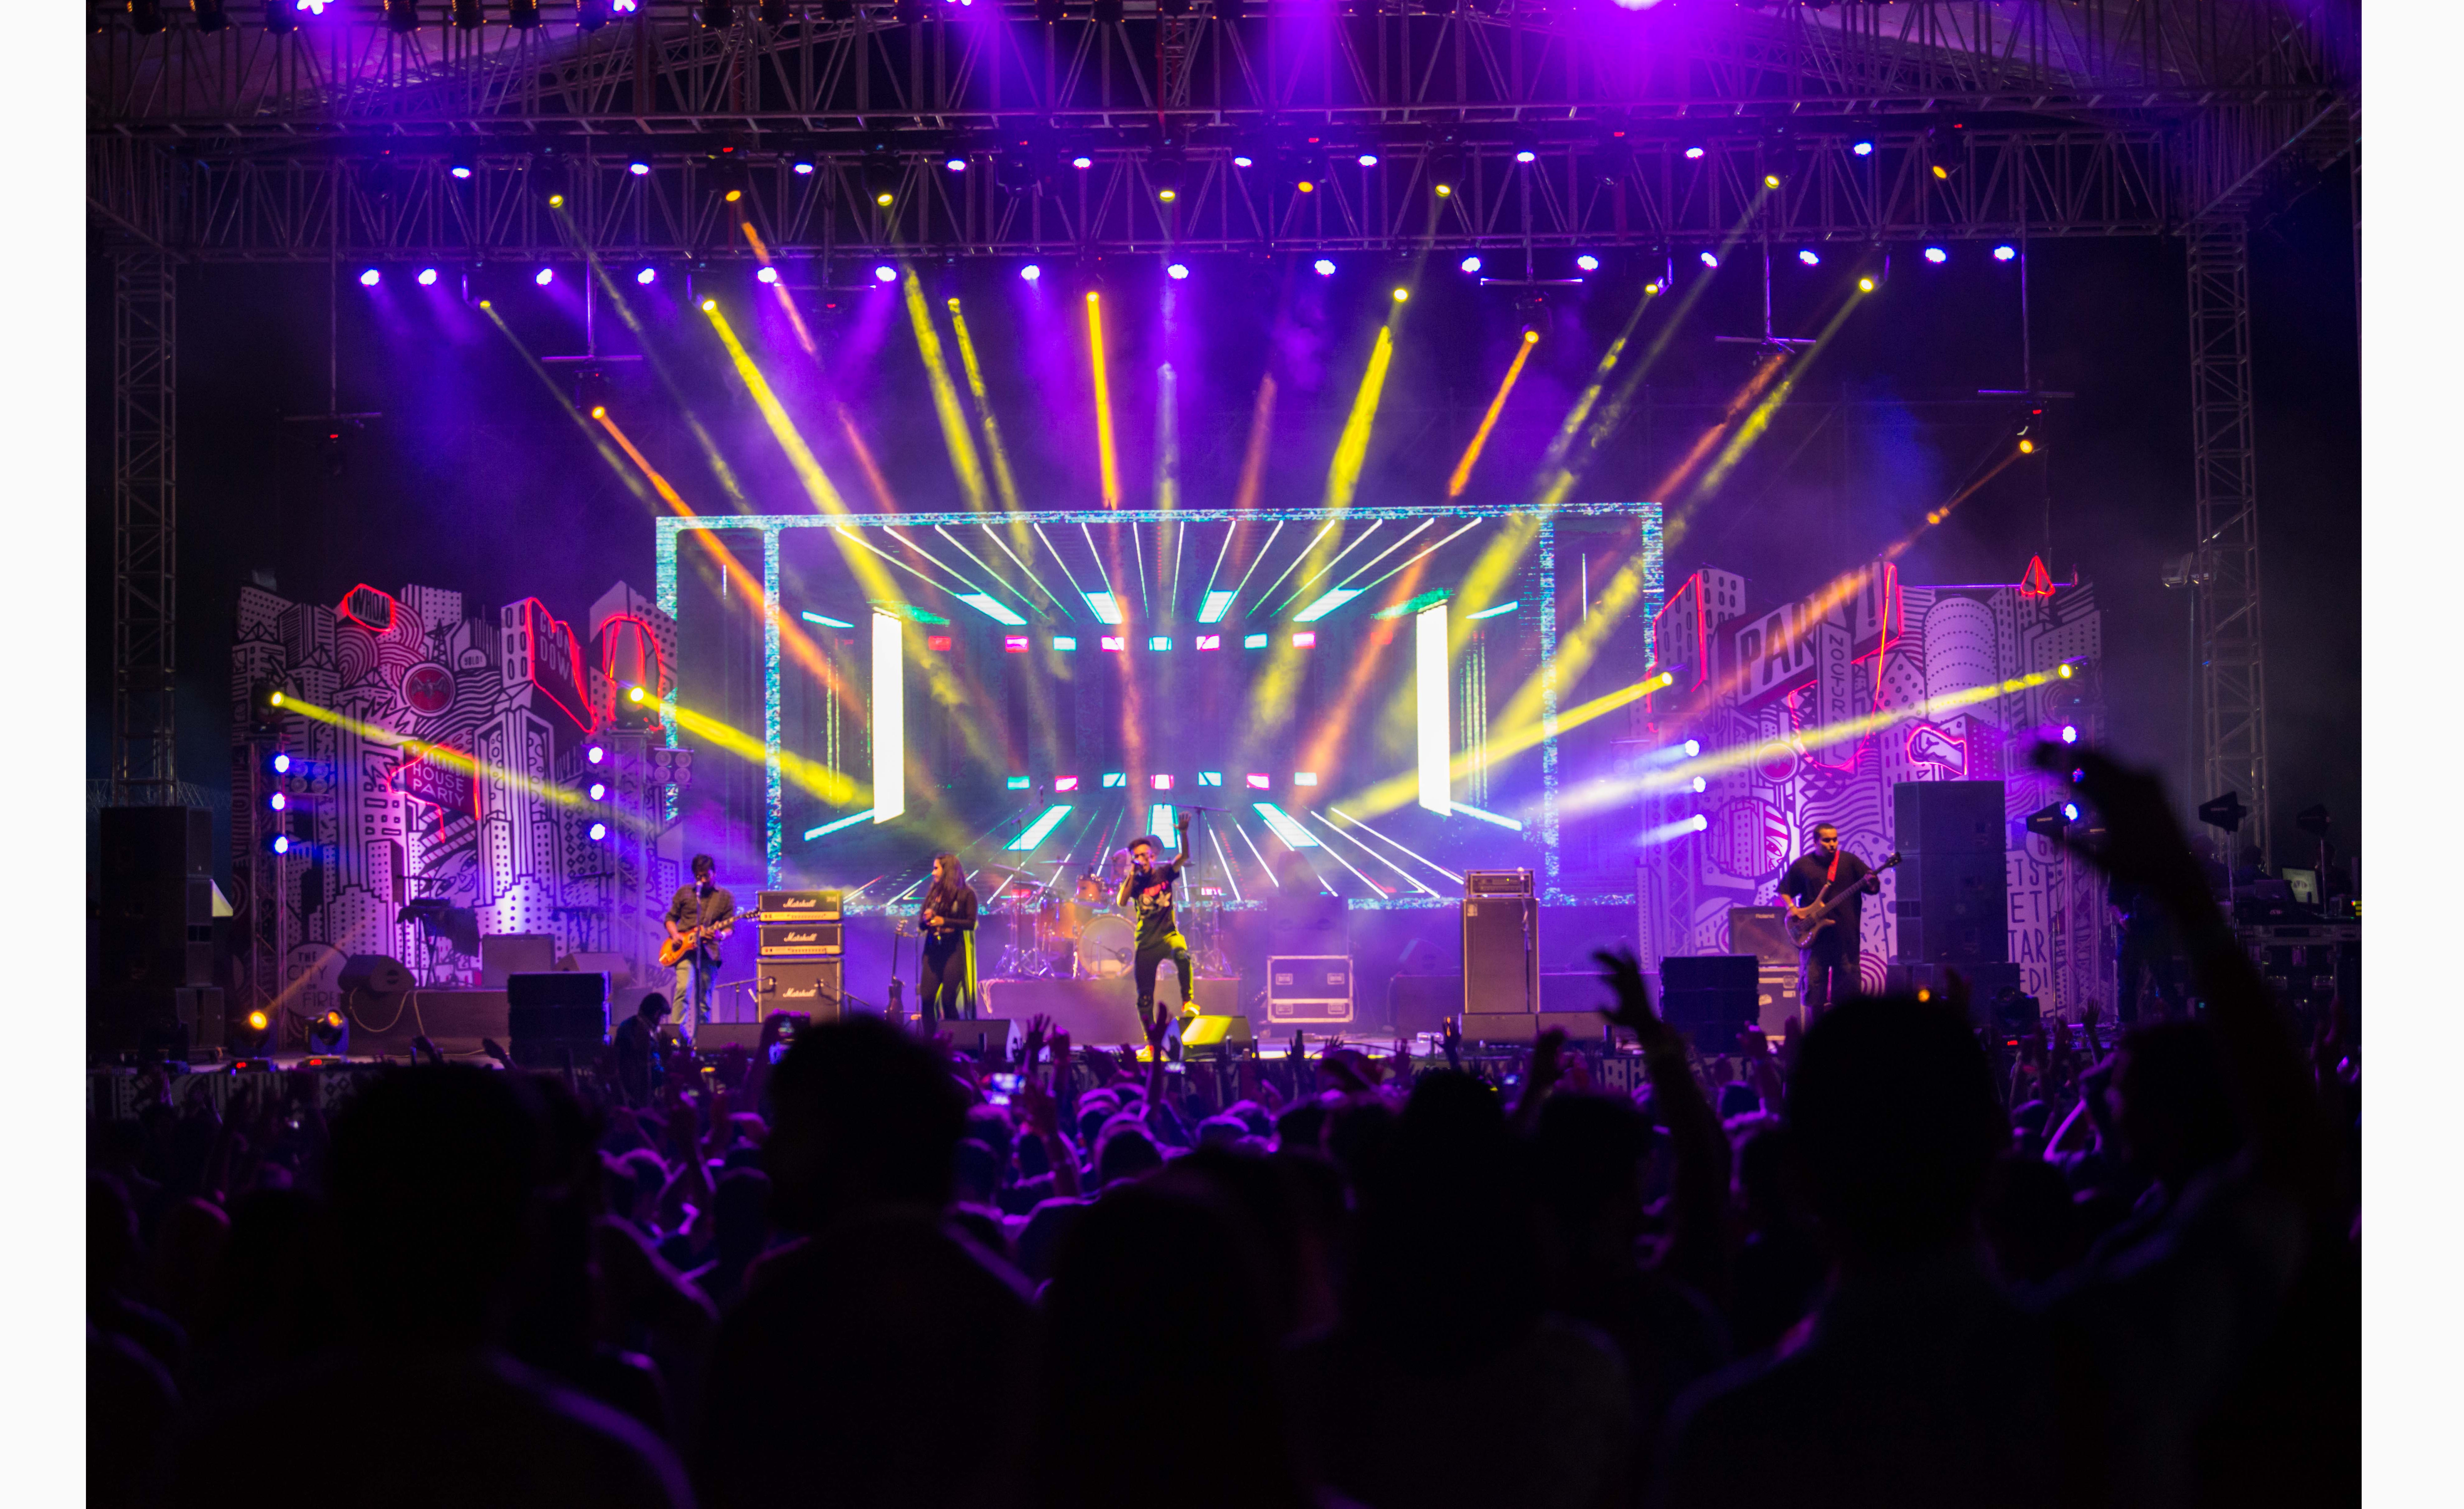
[979,862,1138,979]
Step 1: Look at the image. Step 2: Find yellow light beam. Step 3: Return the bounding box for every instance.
[1447,329,1540,499]
[1086,291,1121,508]
[741,222,821,357]
[1321,323,1396,513]
[903,271,994,512]
[702,301,855,516]
[668,699,866,807]
[833,403,900,511]
[562,217,756,513]
[946,299,1028,513]
[275,692,642,825]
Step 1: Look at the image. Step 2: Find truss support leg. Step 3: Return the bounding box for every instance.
[2185,214,2270,863]
[113,249,179,807]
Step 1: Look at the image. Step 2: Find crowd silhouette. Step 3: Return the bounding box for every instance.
[88,746,2359,1507]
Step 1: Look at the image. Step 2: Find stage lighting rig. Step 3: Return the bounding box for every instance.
[383,0,422,34]
[451,0,482,28]
[508,0,542,28]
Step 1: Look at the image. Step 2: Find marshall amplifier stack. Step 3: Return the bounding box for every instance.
[755,890,845,1021]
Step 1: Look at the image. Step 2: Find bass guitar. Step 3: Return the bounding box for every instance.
[1785,852,1901,948]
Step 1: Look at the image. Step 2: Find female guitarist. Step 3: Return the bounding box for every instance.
[915,854,980,1033]
[1777,823,1884,1023]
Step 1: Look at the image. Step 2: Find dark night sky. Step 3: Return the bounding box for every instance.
[86,163,2358,885]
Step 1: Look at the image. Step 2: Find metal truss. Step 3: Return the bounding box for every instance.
[2185,210,2270,861]
[95,127,2176,261]
[112,251,179,807]
[90,2,2351,136]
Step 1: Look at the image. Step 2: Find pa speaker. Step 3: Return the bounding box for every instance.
[1658,955,1759,1040]
[939,1019,1020,1060]
[1892,779,2006,855]
[1891,854,2009,964]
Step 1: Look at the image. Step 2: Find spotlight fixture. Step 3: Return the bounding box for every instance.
[637,266,658,284]
[1699,251,1719,269]
[507,0,541,25]
[1296,179,1315,194]
[1167,263,1190,280]
[383,0,421,35]
[1575,254,1599,272]
[129,0,167,34]
[629,159,651,176]
[873,264,898,283]
[271,835,292,856]
[1020,263,1042,282]
[1797,248,1820,266]
[450,162,474,181]
[1852,140,1874,156]
[587,744,607,765]
[414,266,438,285]
[1459,255,1482,274]
[875,190,894,206]
[2019,438,2036,454]
[1072,154,1094,169]
[1392,287,1409,302]
[1232,155,1253,169]
[535,267,556,285]
[724,188,742,203]
[1158,187,1177,202]
[758,266,780,284]
[1993,244,2017,261]
[2060,723,2079,744]
[1764,173,1780,188]
[451,0,482,27]
[264,0,297,30]
[1313,258,1336,277]
[2024,802,2077,841]
[193,0,230,33]
[359,268,382,287]
[945,155,968,173]
[588,822,609,842]
[1684,145,1705,160]
[549,194,565,208]
[578,0,612,29]
[792,158,815,176]
[1513,148,1536,164]
[699,297,716,311]
[1857,275,1876,292]
[1357,153,1380,168]
[1923,246,1948,264]
[1932,163,1950,179]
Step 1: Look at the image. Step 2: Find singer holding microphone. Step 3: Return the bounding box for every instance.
[916,853,980,1032]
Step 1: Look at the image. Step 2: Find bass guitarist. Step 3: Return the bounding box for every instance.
[1778,823,1881,1023]
[663,853,737,1048]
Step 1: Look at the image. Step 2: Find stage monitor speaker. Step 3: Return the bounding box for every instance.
[696,1021,764,1053]
[940,1019,1021,1061]
[1462,1010,1613,1045]
[1893,779,2007,855]
[481,934,557,987]
[1463,895,1538,1016]
[338,954,415,996]
[1892,854,2010,965]
[1727,906,1796,970]
[1181,1014,1253,1052]
[757,958,845,1020]
[507,971,609,1010]
[561,951,634,989]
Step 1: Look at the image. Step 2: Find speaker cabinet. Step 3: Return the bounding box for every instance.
[1891,780,2010,966]
[1659,955,1760,1039]
[757,958,846,1020]
[1463,895,1538,1017]
[92,807,216,1055]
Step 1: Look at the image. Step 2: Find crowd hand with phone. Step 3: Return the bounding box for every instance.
[1508,1027,1569,1133]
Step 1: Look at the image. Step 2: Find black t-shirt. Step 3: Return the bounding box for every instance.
[664,882,737,961]
[919,885,979,952]
[1778,849,1878,939]
[1123,859,1185,950]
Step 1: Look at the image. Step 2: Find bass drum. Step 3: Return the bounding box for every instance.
[1074,915,1136,980]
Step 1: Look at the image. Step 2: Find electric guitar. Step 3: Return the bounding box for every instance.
[1785,852,1901,948]
[658,915,741,970]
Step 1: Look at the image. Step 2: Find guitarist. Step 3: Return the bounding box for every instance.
[663,854,737,1048]
[1779,823,1881,1022]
